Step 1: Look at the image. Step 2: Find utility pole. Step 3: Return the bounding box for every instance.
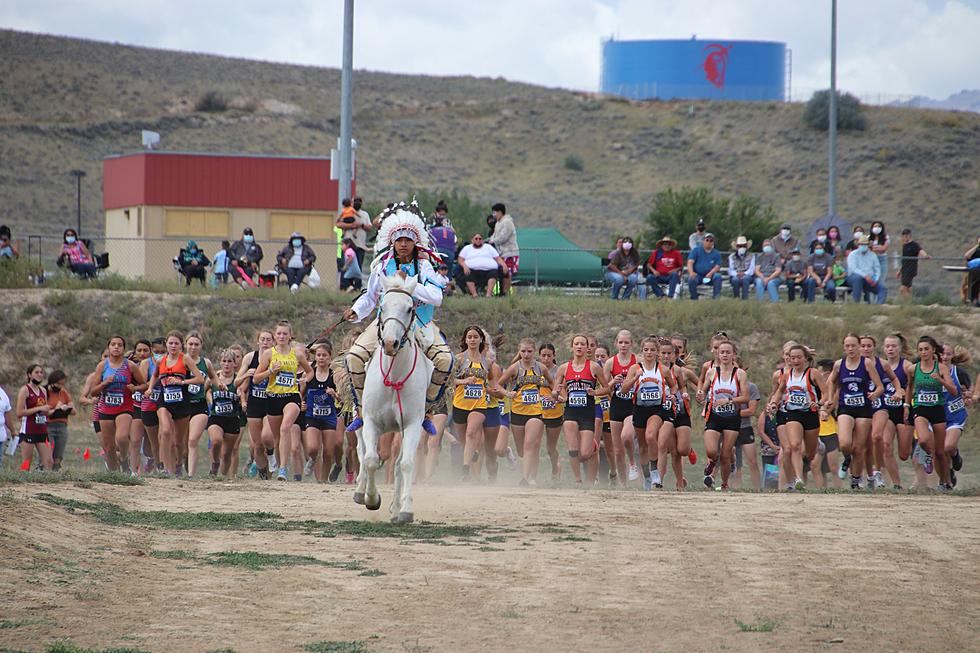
[828,0,838,220]
[70,169,86,236]
[338,0,354,208]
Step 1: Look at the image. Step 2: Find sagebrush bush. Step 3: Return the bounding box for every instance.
[195,90,228,113]
[563,155,584,171]
[804,90,867,131]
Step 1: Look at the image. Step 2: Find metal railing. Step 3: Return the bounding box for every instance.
[6,234,976,304]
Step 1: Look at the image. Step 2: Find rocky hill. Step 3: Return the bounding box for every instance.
[1,29,978,255]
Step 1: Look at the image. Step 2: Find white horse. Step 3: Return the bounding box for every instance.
[352,274,433,524]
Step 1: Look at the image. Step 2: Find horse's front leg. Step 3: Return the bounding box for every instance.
[389,439,403,519]
[394,424,422,523]
[353,429,367,504]
[360,421,382,511]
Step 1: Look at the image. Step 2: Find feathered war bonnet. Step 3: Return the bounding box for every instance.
[371,199,442,270]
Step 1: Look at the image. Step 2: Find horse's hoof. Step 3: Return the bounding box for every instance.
[352,491,365,505]
[397,512,414,524]
[365,493,382,511]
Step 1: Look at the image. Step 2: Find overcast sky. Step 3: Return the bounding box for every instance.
[3,0,978,100]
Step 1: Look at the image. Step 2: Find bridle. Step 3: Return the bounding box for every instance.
[376,287,416,353]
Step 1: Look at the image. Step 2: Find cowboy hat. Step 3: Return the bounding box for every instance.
[656,235,677,247]
[731,235,752,249]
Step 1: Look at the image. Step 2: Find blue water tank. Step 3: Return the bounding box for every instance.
[601,38,786,101]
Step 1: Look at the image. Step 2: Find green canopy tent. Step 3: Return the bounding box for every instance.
[512,228,603,285]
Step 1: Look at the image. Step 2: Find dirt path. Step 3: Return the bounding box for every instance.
[2,481,979,653]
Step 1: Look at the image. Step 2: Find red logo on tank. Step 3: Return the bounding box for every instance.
[703,44,731,88]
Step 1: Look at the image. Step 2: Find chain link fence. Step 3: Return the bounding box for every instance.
[6,233,976,304]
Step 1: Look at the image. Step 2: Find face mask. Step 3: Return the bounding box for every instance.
[817,235,826,243]
[66,236,76,244]
[829,232,838,240]
[858,245,869,254]
[814,248,825,256]
[622,242,633,251]
[243,235,254,243]
[153,352,164,362]
[853,231,863,239]
[737,247,747,256]
[763,245,773,254]
[781,229,791,239]
[792,255,801,261]
[291,239,302,247]
[871,226,882,235]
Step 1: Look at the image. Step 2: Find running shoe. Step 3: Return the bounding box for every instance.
[839,454,851,480]
[628,464,640,481]
[210,462,220,477]
[506,447,519,470]
[303,457,315,478]
[951,450,963,472]
[937,483,951,492]
[720,483,729,491]
[277,466,288,481]
[866,476,875,491]
[247,461,258,478]
[873,470,885,489]
[329,462,343,482]
[703,473,714,489]
[345,416,363,433]
[643,475,652,491]
[422,418,437,436]
[924,454,934,475]
[345,471,355,484]
[893,484,902,490]
[850,475,862,490]
[688,449,698,465]
[258,467,270,480]
[794,477,805,491]
[175,464,184,478]
[653,482,663,489]
[704,459,716,478]
[268,454,279,473]
[650,469,662,487]
[120,459,132,475]
[293,474,302,482]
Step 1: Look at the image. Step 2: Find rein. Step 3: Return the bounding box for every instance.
[377,286,421,433]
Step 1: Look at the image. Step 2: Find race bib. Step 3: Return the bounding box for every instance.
[713,401,737,416]
[103,392,124,407]
[599,397,610,411]
[163,387,184,404]
[541,395,557,410]
[638,387,662,405]
[35,414,47,425]
[843,395,865,407]
[147,388,161,402]
[884,393,903,407]
[313,405,333,417]
[521,389,539,405]
[947,397,965,413]
[213,402,234,415]
[787,392,809,410]
[463,384,483,400]
[274,372,295,388]
[662,396,674,411]
[187,384,203,395]
[615,385,634,400]
[132,391,143,403]
[251,386,267,399]
[567,391,588,407]
[916,391,940,405]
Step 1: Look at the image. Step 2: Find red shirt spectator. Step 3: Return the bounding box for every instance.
[647,237,684,276]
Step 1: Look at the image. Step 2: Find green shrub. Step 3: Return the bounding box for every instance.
[563,155,584,171]
[804,90,867,131]
[643,186,782,252]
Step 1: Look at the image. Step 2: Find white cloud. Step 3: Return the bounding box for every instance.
[0,0,976,99]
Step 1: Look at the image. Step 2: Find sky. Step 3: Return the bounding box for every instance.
[2,0,979,101]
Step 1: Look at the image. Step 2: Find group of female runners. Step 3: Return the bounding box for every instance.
[9,322,973,492]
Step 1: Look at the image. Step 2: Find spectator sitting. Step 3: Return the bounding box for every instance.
[645,235,684,299]
[688,218,707,252]
[458,233,505,298]
[488,202,519,295]
[0,225,19,259]
[605,237,640,300]
[771,223,799,262]
[728,236,755,300]
[178,240,209,286]
[784,246,807,302]
[58,228,96,278]
[229,227,264,281]
[754,239,783,302]
[686,232,722,300]
[826,225,843,255]
[808,228,833,256]
[846,235,885,304]
[339,237,362,293]
[277,231,317,294]
[844,225,865,253]
[805,240,836,302]
[428,200,457,277]
[831,252,848,289]
[436,260,454,296]
[212,240,230,285]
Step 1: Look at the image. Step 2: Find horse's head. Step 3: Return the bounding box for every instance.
[378,274,418,356]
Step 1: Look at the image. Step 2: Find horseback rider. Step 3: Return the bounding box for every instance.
[342,201,454,434]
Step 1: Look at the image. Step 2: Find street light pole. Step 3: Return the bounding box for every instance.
[70,169,86,236]
[338,0,354,208]
[828,0,838,220]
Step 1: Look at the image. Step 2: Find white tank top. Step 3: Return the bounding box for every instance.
[635,361,664,407]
